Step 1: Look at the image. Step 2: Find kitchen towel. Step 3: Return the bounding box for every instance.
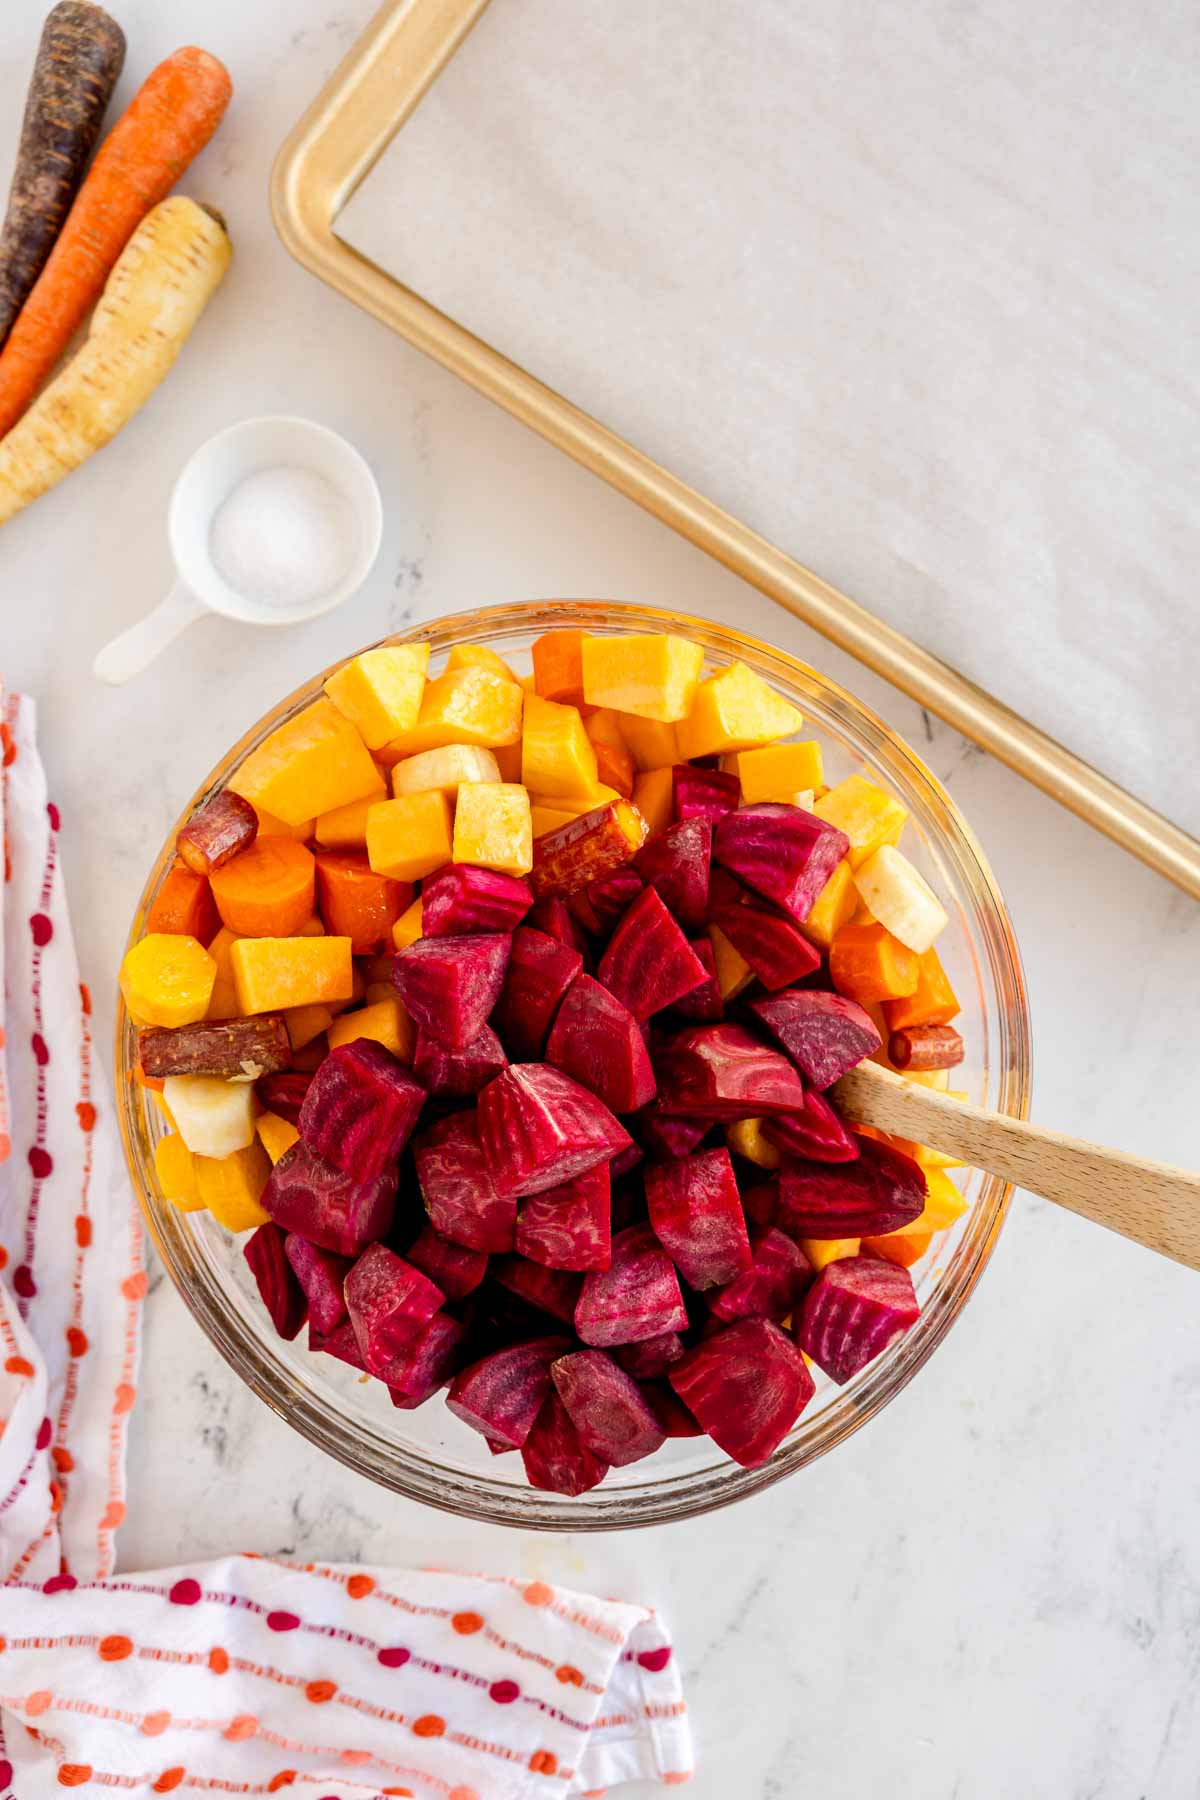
[0,692,693,1797]
[337,0,1200,836]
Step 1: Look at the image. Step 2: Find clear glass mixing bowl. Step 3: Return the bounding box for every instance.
[117,601,1030,1528]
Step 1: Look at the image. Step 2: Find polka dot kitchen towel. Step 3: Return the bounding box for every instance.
[0,691,694,1798]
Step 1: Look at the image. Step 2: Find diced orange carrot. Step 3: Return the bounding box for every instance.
[210,838,316,938]
[828,921,919,1004]
[315,851,411,953]
[531,628,586,705]
[593,739,634,798]
[882,946,960,1030]
[145,859,219,941]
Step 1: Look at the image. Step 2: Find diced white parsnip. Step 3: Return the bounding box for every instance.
[163,1074,257,1159]
[852,845,949,954]
[390,744,501,798]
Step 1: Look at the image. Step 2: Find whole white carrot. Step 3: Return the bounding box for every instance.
[0,195,231,525]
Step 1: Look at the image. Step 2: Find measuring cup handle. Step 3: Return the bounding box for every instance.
[92,583,205,685]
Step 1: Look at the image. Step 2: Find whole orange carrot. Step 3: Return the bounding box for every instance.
[0,45,231,437]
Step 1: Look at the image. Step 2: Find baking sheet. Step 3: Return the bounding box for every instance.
[336,0,1200,835]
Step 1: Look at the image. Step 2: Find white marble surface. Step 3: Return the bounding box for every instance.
[3,2,1200,1795]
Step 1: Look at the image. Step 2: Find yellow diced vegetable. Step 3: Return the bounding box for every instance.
[252,806,315,842]
[366,792,453,882]
[328,996,416,1062]
[631,767,675,837]
[798,859,858,950]
[364,981,394,1005]
[392,896,423,951]
[391,744,501,799]
[921,1168,969,1229]
[284,1003,334,1050]
[531,803,579,839]
[452,782,534,876]
[581,633,704,722]
[120,934,215,1029]
[380,666,523,756]
[676,660,803,759]
[162,1074,258,1159]
[526,784,621,817]
[521,693,600,799]
[314,796,375,848]
[231,936,354,1015]
[445,643,515,678]
[801,1237,860,1271]
[583,708,629,751]
[195,1140,271,1233]
[904,1067,951,1091]
[296,915,326,937]
[231,698,384,828]
[734,741,825,803]
[324,645,431,749]
[853,845,948,954]
[256,1110,300,1164]
[725,1118,781,1170]
[205,926,242,1020]
[708,922,754,1000]
[619,715,681,772]
[154,1131,202,1210]
[492,739,523,782]
[813,775,908,869]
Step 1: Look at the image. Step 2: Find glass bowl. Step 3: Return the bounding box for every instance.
[118,601,1029,1528]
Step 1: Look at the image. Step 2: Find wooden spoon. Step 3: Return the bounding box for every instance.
[833,1061,1200,1271]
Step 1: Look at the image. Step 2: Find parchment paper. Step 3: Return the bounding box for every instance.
[337,0,1200,834]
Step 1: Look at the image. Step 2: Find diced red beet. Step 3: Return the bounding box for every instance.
[244,1222,307,1340]
[413,1023,508,1098]
[386,1314,468,1407]
[609,1141,645,1180]
[652,1023,807,1119]
[635,820,712,934]
[777,1136,925,1238]
[645,1148,752,1289]
[672,937,723,1020]
[708,1227,813,1323]
[413,1111,516,1252]
[477,1063,631,1197]
[672,763,740,822]
[284,1233,350,1334]
[642,1380,703,1438]
[764,1089,860,1162]
[748,989,882,1089]
[613,1331,686,1380]
[344,1243,444,1376]
[713,803,849,925]
[421,864,532,937]
[633,1105,710,1161]
[545,974,657,1114]
[263,1143,396,1257]
[515,1163,612,1271]
[705,866,743,921]
[405,1224,489,1300]
[526,896,590,960]
[552,1349,666,1466]
[568,867,644,936]
[711,900,821,990]
[739,1180,781,1230]
[597,885,707,1020]
[493,1255,583,1325]
[669,1317,815,1467]
[521,1392,610,1494]
[575,1224,689,1347]
[256,1071,313,1126]
[492,926,583,1059]
[796,1254,920,1383]
[299,1041,425,1183]
[308,1317,366,1371]
[446,1334,571,1447]
[392,932,511,1051]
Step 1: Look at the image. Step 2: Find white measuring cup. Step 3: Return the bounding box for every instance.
[92,415,383,684]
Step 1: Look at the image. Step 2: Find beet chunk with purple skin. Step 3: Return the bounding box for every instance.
[709,899,821,990]
[477,1063,631,1198]
[413,1111,516,1252]
[551,1348,666,1466]
[546,974,657,1114]
[575,1225,689,1348]
[635,819,711,934]
[596,885,707,1020]
[777,1136,925,1239]
[713,803,849,925]
[298,1040,424,1183]
[491,925,583,1059]
[447,1335,571,1447]
[708,1227,812,1324]
[644,1147,751,1290]
[244,1222,307,1340]
[748,989,882,1089]
[392,932,511,1051]
[796,1254,920,1384]
[669,1317,815,1467]
[764,1089,860,1162]
[262,1142,396,1257]
[421,864,532,937]
[672,764,740,823]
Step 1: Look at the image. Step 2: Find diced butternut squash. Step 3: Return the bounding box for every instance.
[581,633,704,722]
[314,796,375,848]
[863,1217,934,1269]
[631,767,675,837]
[205,926,242,1021]
[392,896,423,950]
[521,694,600,799]
[391,744,501,799]
[725,1117,782,1170]
[829,921,919,1004]
[813,775,907,869]
[526,784,621,818]
[592,740,634,798]
[734,741,825,803]
[145,860,219,941]
[231,935,354,1015]
[853,845,948,955]
[162,1074,258,1159]
[492,739,523,783]
[380,666,523,756]
[452,782,533,876]
[618,715,681,772]
[583,707,629,751]
[120,934,216,1028]
[256,1110,300,1164]
[531,803,579,839]
[532,628,587,705]
[446,643,515,678]
[194,1139,271,1233]
[921,1167,969,1229]
[324,644,431,749]
[327,996,415,1062]
[800,1237,860,1272]
[882,947,960,1031]
[366,792,453,882]
[798,858,857,950]
[284,1003,334,1050]
[252,806,315,842]
[364,981,395,1005]
[676,660,803,758]
[708,922,754,1000]
[154,1131,202,1209]
[231,697,385,827]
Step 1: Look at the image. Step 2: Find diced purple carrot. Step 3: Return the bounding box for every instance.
[387,1314,468,1407]
[262,1142,396,1258]
[515,1163,612,1271]
[596,885,707,1020]
[713,803,849,925]
[652,1023,806,1119]
[244,1222,307,1340]
[421,864,532,937]
[613,1331,686,1380]
[284,1233,350,1334]
[413,1111,516,1252]
[491,925,582,1059]
[344,1243,444,1376]
[412,1023,508,1098]
[477,1063,631,1197]
[796,1254,920,1383]
[708,1227,813,1324]
[575,1224,689,1348]
[392,931,511,1051]
[446,1335,571,1447]
[710,900,821,990]
[748,989,882,1089]
[635,819,712,934]
[764,1089,860,1162]
[672,764,740,822]
[545,973,657,1114]
[777,1136,925,1238]
[405,1224,489,1301]
[521,1391,610,1494]
[645,1147,752,1289]
[298,1040,425,1183]
[551,1349,666,1466]
[492,1255,583,1325]
[669,1317,815,1467]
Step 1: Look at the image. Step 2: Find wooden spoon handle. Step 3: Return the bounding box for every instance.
[833,1061,1200,1271]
